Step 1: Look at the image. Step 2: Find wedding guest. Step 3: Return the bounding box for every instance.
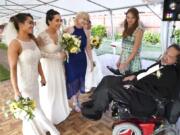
[64,12,93,112]
[37,9,71,124]
[7,13,60,135]
[108,8,144,75]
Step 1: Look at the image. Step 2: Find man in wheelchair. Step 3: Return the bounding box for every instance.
[81,44,180,122]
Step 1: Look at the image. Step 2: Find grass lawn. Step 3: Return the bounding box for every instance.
[0,42,8,50]
[0,64,10,82]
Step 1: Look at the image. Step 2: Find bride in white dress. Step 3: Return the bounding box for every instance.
[7,13,60,135]
[37,9,71,124]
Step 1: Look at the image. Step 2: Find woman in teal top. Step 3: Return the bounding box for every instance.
[118,8,144,74]
[108,8,144,75]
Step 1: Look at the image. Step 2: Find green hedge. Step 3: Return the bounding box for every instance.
[114,33,122,41]
[0,42,7,50]
[143,31,160,44]
[175,29,180,45]
[0,64,10,81]
[91,25,107,38]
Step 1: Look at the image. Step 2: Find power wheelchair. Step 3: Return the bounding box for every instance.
[111,89,180,135]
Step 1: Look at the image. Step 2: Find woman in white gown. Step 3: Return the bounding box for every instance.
[84,20,103,92]
[7,13,60,135]
[37,9,71,124]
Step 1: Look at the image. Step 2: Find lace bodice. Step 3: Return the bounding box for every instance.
[38,31,61,53]
[17,39,41,91]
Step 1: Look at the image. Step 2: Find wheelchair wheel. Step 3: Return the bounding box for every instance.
[112,122,142,135]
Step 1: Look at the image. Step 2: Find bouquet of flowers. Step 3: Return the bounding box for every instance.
[60,33,81,54]
[3,96,36,120]
[90,36,102,49]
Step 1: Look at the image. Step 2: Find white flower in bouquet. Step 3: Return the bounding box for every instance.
[63,33,71,38]
[60,33,81,54]
[3,97,36,120]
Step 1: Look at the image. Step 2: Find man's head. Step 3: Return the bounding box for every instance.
[161,44,180,65]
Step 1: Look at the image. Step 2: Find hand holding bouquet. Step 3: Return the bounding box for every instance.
[90,36,102,49]
[60,33,81,54]
[3,96,36,120]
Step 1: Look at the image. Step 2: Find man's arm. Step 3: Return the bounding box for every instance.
[123,61,160,81]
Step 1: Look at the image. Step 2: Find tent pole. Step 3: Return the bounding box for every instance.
[110,10,114,40]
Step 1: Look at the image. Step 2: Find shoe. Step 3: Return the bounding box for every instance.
[81,100,94,108]
[81,107,102,121]
[106,66,123,75]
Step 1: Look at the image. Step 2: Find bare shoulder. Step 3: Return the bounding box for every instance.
[135,28,144,37]
[8,39,21,51]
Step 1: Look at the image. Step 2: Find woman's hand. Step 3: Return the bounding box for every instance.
[14,90,21,99]
[40,77,46,86]
[119,62,129,72]
[116,61,120,68]
[90,60,94,72]
[57,52,67,60]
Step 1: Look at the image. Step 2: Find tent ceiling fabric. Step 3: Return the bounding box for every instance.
[0,0,163,24]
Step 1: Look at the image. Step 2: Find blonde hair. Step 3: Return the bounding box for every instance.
[75,12,89,25]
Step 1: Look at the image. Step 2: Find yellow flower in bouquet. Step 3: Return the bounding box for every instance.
[3,97,36,120]
[90,36,102,49]
[60,33,81,54]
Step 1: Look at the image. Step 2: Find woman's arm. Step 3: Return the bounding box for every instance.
[8,40,21,98]
[85,30,93,71]
[38,62,46,86]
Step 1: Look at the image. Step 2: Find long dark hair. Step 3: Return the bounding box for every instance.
[122,8,139,38]
[46,9,60,26]
[10,13,33,32]
[10,13,39,45]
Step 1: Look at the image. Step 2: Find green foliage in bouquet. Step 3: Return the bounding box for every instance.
[91,25,107,38]
[60,33,81,53]
[3,97,36,120]
[143,31,160,44]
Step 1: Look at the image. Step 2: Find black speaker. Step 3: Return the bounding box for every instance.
[163,0,180,21]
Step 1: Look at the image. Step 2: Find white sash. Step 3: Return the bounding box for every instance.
[137,64,163,80]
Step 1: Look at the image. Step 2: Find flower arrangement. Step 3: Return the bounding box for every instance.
[90,36,102,49]
[60,33,81,54]
[3,97,36,120]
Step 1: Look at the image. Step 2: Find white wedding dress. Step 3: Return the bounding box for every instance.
[85,49,104,92]
[38,31,71,124]
[16,39,60,135]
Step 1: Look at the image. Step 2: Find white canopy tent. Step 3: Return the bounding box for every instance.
[0,0,163,19]
[0,0,173,52]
